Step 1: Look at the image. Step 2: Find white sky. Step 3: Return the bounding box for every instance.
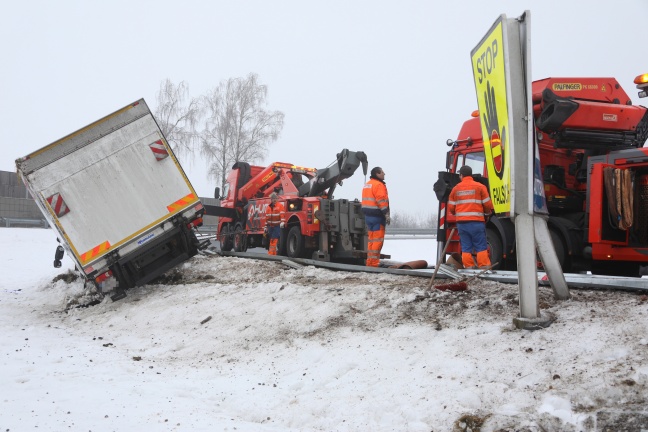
[2,1,647,215]
[2,228,648,430]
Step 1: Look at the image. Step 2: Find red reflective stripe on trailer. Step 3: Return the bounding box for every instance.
[167,193,198,213]
[149,140,169,161]
[46,193,70,217]
[80,241,111,264]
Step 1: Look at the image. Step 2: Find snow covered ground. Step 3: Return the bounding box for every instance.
[1,227,648,431]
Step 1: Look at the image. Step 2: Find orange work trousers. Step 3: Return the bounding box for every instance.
[268,238,279,255]
[366,226,385,267]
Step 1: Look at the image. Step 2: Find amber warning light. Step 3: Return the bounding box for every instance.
[634,73,648,98]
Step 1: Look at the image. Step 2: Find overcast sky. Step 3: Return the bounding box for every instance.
[2,0,647,216]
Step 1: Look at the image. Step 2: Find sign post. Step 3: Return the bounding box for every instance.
[471,11,569,330]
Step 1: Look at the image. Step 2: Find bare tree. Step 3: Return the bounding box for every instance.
[154,79,201,158]
[200,80,237,193]
[424,212,439,229]
[201,73,284,191]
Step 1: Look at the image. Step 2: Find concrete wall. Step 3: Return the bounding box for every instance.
[0,170,30,199]
[0,170,47,226]
[0,196,43,219]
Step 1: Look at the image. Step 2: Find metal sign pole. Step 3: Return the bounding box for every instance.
[472,11,569,330]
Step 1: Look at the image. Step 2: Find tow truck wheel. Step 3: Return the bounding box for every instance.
[486,227,503,270]
[233,223,247,252]
[286,225,305,258]
[219,224,233,252]
[549,229,568,272]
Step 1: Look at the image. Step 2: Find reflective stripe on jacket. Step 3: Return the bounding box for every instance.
[362,178,390,217]
[447,176,493,222]
[265,202,285,227]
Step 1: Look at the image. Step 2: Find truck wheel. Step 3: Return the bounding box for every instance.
[219,224,233,252]
[233,223,247,252]
[549,229,568,272]
[486,227,503,270]
[286,226,305,258]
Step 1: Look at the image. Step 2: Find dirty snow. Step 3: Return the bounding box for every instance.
[1,228,648,431]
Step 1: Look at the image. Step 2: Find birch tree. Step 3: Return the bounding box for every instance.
[200,80,237,193]
[154,79,201,158]
[200,73,284,191]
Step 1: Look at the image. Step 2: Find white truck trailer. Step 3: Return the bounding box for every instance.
[16,99,207,300]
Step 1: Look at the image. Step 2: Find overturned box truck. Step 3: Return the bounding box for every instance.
[16,99,208,300]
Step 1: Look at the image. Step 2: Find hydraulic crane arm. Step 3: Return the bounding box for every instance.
[298,149,368,198]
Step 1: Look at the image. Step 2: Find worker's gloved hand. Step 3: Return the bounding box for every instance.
[385,214,391,225]
[263,226,268,235]
[280,222,285,228]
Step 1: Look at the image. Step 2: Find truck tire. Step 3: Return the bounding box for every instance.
[233,223,247,252]
[549,229,568,272]
[219,224,233,252]
[486,227,503,270]
[286,226,305,258]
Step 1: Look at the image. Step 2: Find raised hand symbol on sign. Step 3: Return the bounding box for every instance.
[483,81,506,180]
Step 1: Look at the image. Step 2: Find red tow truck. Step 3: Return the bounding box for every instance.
[207,149,370,264]
[434,74,648,277]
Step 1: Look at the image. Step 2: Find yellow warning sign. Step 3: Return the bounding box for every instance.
[471,18,511,215]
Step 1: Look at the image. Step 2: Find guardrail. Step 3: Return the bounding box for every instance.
[197,225,436,236]
[197,225,219,233]
[0,217,49,228]
[385,228,437,236]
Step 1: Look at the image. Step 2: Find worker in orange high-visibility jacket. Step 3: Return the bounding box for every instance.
[447,165,494,268]
[361,167,390,267]
[265,192,285,255]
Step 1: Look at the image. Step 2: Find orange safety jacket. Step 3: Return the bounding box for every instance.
[361,178,390,217]
[448,176,493,222]
[265,202,285,227]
